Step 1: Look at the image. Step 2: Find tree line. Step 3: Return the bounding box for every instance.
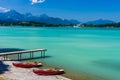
[83,22,120,28]
[0,21,72,27]
[1,21,120,28]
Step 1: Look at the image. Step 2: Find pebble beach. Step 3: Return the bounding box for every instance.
[0,60,71,80]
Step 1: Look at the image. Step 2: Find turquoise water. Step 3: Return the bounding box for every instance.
[0,26,120,80]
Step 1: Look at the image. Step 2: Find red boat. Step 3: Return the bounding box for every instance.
[33,68,64,75]
[12,62,42,68]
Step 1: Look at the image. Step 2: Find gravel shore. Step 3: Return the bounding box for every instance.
[0,61,71,80]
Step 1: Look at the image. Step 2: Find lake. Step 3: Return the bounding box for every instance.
[0,26,120,80]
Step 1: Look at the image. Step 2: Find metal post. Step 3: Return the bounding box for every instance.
[6,55,8,60]
[30,52,32,59]
[4,55,5,60]
[41,51,43,58]
[18,54,19,61]
[43,51,45,58]
[20,53,22,60]
[30,52,33,59]
[32,52,34,59]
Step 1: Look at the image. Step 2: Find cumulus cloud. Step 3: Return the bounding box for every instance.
[0,7,10,12]
[31,0,45,4]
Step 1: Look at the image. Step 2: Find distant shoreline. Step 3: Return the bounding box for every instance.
[0,21,73,27]
[0,22,120,28]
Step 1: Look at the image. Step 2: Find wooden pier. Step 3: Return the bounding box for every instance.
[0,48,47,60]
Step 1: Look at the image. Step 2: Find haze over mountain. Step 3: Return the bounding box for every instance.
[85,19,116,25]
[0,10,80,25]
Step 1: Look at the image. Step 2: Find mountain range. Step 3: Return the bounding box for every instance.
[84,19,116,25]
[0,10,80,25]
[0,10,117,25]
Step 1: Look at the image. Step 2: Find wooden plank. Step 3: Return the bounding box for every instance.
[0,48,47,56]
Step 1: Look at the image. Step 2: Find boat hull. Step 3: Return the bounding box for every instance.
[33,69,64,75]
[13,62,42,68]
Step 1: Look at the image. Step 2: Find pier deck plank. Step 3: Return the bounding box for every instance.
[0,48,47,60]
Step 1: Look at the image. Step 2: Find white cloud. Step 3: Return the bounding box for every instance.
[0,7,10,12]
[31,0,45,4]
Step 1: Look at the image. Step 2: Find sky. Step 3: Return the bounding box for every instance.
[0,0,120,22]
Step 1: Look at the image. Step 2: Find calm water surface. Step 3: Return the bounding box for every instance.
[0,26,120,80]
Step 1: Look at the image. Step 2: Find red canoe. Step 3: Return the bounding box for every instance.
[33,68,64,75]
[12,62,42,68]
